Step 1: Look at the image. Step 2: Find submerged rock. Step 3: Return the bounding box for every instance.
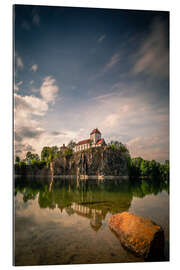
[109,212,164,260]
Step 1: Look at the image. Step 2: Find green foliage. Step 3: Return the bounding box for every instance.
[108,140,129,153]
[25,152,40,164]
[129,157,169,182]
[64,148,73,157]
[41,146,59,167]
[15,156,20,163]
[41,147,52,162]
[67,140,76,149]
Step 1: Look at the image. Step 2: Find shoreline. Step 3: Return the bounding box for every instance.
[15,174,129,180]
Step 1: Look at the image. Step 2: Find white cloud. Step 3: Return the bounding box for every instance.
[14,84,19,91]
[14,76,61,158]
[126,136,169,161]
[133,18,169,78]
[102,113,120,128]
[14,93,48,117]
[98,34,106,43]
[75,87,169,162]
[14,93,48,157]
[14,81,23,91]
[103,52,121,73]
[30,64,38,72]
[40,76,59,104]
[16,56,24,69]
[90,52,121,80]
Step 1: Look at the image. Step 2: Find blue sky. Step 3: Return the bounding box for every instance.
[14,5,169,162]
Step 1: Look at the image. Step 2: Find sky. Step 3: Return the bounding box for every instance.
[14,5,169,162]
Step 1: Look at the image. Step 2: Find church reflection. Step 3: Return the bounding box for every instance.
[14,176,169,232]
[69,202,105,231]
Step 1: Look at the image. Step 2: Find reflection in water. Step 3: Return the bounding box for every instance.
[14,177,169,266]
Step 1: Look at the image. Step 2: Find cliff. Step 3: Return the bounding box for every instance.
[53,147,128,177]
[15,147,129,177]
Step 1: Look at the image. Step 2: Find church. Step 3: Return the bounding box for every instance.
[74,128,106,152]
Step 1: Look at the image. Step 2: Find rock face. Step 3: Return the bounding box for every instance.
[54,147,128,176]
[109,212,164,260]
[15,147,129,177]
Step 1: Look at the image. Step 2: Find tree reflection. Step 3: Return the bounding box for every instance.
[14,177,169,231]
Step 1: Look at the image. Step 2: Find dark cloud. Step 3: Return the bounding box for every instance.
[15,143,35,155]
[15,126,45,142]
[51,131,67,136]
[15,132,23,142]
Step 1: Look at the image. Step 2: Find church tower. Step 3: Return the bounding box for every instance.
[90,128,101,144]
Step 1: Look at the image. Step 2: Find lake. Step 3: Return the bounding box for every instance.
[14,177,169,266]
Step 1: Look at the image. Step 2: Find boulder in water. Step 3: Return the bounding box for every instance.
[109,212,164,260]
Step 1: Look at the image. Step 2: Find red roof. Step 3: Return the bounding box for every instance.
[90,128,101,135]
[96,138,104,145]
[76,139,91,146]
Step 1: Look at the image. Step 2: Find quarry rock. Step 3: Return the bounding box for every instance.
[109,212,164,260]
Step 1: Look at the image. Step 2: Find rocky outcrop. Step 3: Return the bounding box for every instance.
[15,147,129,177]
[109,212,164,260]
[53,147,128,177]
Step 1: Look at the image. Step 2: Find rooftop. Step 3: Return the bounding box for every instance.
[90,128,101,135]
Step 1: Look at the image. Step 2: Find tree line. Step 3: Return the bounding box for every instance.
[127,157,169,182]
[15,140,76,169]
[15,140,169,182]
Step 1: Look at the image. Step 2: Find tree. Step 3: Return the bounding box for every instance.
[51,146,59,156]
[67,140,76,149]
[64,148,73,157]
[15,156,20,163]
[41,146,60,167]
[41,147,52,162]
[26,151,32,160]
[108,140,129,153]
[25,152,40,164]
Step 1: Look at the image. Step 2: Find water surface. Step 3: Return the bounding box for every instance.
[14,177,169,266]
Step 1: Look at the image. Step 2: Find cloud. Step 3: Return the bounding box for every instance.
[16,55,24,69]
[15,143,35,156]
[14,85,19,91]
[51,131,67,136]
[14,93,48,117]
[76,85,169,162]
[30,64,38,72]
[90,51,121,80]
[40,76,59,104]
[102,52,121,73]
[102,113,120,128]
[14,84,19,92]
[126,136,169,161]
[15,126,45,142]
[132,17,169,78]
[14,76,61,158]
[14,81,23,91]
[32,14,40,25]
[14,93,48,157]
[98,34,106,43]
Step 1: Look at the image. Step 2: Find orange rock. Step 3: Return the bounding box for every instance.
[109,212,164,260]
